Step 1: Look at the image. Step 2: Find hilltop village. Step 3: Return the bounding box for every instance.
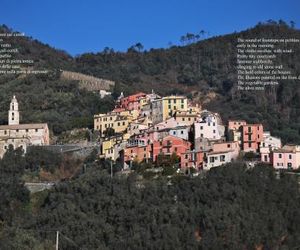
[0,92,299,173]
[94,91,300,172]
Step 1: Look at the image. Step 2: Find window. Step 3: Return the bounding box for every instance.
[248,126,251,132]
[168,105,171,109]
[220,155,225,162]
[248,142,252,147]
[181,131,184,134]
[279,154,282,159]
[26,129,29,132]
[181,99,184,103]
[208,122,210,126]
[4,130,7,135]
[144,154,146,158]
[289,154,292,159]
[200,133,203,138]
[188,118,191,121]
[200,126,203,130]
[182,118,185,121]
[213,122,215,126]
[175,147,177,152]
[264,155,268,161]
[144,147,146,151]
[227,144,230,148]
[173,99,176,103]
[181,105,184,109]
[16,129,19,132]
[185,154,188,159]
[213,130,216,134]
[173,131,176,135]
[209,157,215,163]
[123,122,125,125]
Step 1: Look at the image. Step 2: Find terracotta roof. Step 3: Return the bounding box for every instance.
[0,123,48,130]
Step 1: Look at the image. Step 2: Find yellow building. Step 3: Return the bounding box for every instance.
[118,109,139,121]
[94,112,132,137]
[174,110,200,125]
[162,96,188,121]
[100,133,130,160]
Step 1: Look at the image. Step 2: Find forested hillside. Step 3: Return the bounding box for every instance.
[0,21,299,142]
[1,148,300,249]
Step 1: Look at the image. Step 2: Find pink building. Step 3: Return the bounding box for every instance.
[154,118,181,131]
[117,92,146,110]
[228,120,247,131]
[152,135,191,165]
[272,145,300,170]
[212,141,240,159]
[242,124,263,152]
[181,150,204,170]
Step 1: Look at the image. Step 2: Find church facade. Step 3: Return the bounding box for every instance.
[0,96,50,158]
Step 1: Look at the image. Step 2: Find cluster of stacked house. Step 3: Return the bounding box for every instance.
[94,92,300,171]
[0,96,50,158]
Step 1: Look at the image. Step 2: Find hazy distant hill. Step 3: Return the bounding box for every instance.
[0,22,299,142]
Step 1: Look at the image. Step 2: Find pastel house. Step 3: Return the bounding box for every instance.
[242,124,263,152]
[260,131,282,163]
[194,112,225,151]
[152,135,191,165]
[180,150,204,170]
[124,137,152,164]
[204,150,233,170]
[272,145,300,170]
[227,120,247,145]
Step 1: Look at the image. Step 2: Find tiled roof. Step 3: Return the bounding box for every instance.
[0,123,48,130]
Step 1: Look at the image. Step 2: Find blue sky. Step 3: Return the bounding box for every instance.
[1,0,299,56]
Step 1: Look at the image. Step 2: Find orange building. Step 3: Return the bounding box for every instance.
[124,138,152,163]
[152,135,191,164]
[242,124,263,152]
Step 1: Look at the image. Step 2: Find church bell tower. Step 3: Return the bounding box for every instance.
[8,95,19,125]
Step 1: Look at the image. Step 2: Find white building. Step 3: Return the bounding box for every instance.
[260,131,282,163]
[204,151,233,170]
[194,112,225,151]
[0,96,50,158]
